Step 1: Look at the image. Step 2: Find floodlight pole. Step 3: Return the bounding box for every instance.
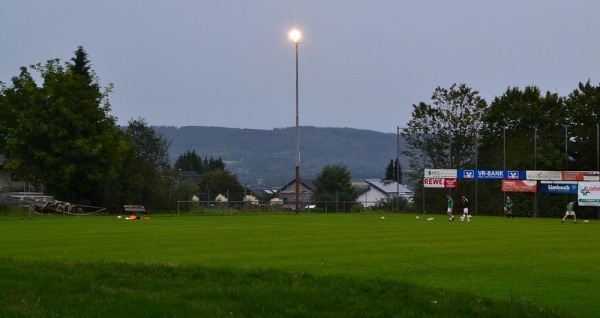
[295,40,300,213]
[397,126,400,212]
[290,30,301,213]
[534,125,538,218]
[565,125,569,170]
[503,126,506,216]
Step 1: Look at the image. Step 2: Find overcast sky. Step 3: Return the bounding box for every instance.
[2,1,599,134]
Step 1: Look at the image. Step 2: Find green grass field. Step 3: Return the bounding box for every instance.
[0,212,596,317]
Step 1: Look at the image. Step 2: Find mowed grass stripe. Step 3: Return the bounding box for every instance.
[0,259,567,317]
[0,213,597,316]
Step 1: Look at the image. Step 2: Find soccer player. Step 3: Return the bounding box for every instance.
[505,196,514,219]
[562,200,577,223]
[460,195,470,222]
[446,194,455,221]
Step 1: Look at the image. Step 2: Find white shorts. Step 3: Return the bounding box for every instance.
[463,208,469,214]
[447,208,452,213]
[565,211,575,216]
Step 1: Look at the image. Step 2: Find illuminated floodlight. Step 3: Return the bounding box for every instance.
[289,29,301,43]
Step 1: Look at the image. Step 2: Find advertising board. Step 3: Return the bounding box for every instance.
[577,181,600,206]
[424,178,457,188]
[502,180,537,192]
[424,169,457,179]
[540,181,578,194]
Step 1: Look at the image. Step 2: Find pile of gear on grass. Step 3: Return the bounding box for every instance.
[119,214,150,220]
[0,192,106,215]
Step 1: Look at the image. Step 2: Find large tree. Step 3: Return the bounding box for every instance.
[401,84,487,212]
[312,164,358,212]
[479,86,566,171]
[478,86,567,216]
[402,83,486,172]
[564,81,600,171]
[117,118,172,210]
[0,47,127,205]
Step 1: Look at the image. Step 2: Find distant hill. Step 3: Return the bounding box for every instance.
[154,126,407,187]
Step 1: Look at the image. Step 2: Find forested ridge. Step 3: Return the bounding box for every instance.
[154,126,405,187]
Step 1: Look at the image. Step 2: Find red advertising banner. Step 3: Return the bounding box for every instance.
[444,178,458,188]
[424,178,457,188]
[502,180,537,192]
[562,171,600,181]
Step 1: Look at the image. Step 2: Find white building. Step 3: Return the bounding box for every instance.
[355,179,413,208]
[0,155,34,192]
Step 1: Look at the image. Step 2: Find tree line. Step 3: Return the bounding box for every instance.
[0,47,243,211]
[2,47,599,216]
[401,82,600,218]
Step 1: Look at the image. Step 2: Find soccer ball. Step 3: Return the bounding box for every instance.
[584,220,590,223]
[415,216,420,220]
[117,215,122,219]
[427,217,434,222]
[381,216,385,220]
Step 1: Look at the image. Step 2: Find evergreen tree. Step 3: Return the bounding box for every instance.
[385,159,395,180]
[175,150,204,174]
[174,151,225,174]
[206,156,225,171]
[69,46,94,82]
[384,159,403,183]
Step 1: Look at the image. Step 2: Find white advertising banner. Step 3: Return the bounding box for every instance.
[424,178,446,188]
[526,170,562,181]
[424,169,457,179]
[577,182,600,206]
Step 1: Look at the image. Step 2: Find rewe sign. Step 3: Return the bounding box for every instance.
[424,178,457,189]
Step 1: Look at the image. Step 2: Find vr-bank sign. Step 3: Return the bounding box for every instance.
[459,169,524,180]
